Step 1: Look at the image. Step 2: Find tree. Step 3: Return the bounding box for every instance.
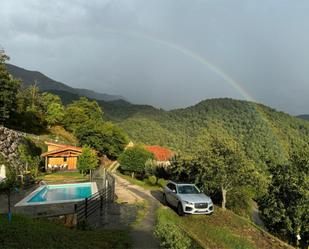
[0,50,20,123]
[197,130,263,210]
[15,85,45,131]
[63,97,103,133]
[259,150,309,247]
[77,145,99,175]
[76,121,128,159]
[41,92,64,126]
[18,138,42,178]
[118,146,154,177]
[63,105,89,132]
[0,163,18,222]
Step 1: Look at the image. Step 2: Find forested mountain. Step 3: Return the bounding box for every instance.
[49,87,309,171]
[114,99,309,169]
[7,63,308,172]
[5,64,125,102]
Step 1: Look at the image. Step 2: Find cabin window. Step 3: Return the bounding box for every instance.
[64,157,67,162]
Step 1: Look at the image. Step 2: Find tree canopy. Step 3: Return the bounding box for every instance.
[0,50,20,123]
[77,145,99,175]
[118,146,154,175]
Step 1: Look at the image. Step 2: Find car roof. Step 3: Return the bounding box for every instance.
[167,181,195,186]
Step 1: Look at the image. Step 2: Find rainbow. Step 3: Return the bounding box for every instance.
[100,28,255,102]
[99,28,288,154]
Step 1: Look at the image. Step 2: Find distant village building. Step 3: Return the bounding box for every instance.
[144,145,174,166]
[41,142,83,172]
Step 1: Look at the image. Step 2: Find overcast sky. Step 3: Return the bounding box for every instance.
[1,0,309,114]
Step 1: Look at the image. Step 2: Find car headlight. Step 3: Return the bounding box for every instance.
[184,201,194,205]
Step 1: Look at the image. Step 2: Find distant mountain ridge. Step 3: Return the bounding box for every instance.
[297,114,309,120]
[5,63,126,102]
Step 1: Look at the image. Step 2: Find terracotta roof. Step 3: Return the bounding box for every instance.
[145,146,173,161]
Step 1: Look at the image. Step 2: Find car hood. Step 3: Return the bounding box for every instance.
[178,193,212,203]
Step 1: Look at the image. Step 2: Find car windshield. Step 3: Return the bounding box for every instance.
[177,185,200,194]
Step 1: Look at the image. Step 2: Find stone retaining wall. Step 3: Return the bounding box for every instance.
[0,125,25,172]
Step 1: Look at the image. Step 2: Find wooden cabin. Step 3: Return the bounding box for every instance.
[41,142,83,171]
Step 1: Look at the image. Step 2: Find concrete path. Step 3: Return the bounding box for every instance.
[114,174,161,249]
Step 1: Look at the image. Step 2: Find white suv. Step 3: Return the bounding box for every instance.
[163,181,214,216]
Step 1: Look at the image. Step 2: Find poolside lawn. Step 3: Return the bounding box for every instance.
[39,171,89,184]
[0,214,131,249]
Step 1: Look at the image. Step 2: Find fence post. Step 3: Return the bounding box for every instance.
[103,168,106,189]
[74,204,78,226]
[85,198,88,220]
[100,193,103,216]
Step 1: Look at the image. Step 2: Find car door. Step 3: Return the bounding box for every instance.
[167,183,179,207]
[166,183,177,206]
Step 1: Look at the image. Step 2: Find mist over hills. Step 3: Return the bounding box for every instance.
[5,63,125,102]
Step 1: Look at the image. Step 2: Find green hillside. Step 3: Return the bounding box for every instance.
[155,207,292,249]
[51,88,309,170]
[114,98,309,168]
[6,63,125,101]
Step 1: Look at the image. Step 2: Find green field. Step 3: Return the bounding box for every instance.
[38,171,89,183]
[0,214,131,249]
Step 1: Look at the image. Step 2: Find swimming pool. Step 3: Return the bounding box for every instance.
[15,182,98,206]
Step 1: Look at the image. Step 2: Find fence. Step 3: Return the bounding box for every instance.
[74,171,115,225]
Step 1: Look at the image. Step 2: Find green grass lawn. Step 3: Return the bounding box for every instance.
[156,207,293,249]
[116,172,164,191]
[0,214,131,249]
[38,171,89,183]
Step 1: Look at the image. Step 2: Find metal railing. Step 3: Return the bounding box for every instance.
[74,171,115,225]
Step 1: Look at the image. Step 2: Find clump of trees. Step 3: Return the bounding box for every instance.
[0,50,20,123]
[259,149,309,247]
[169,127,265,211]
[118,146,154,178]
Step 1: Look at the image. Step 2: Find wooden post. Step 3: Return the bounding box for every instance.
[45,157,48,172]
[102,168,106,189]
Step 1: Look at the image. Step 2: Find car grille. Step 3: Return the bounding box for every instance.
[194,203,208,209]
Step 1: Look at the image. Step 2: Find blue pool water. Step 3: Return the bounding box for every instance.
[28,183,92,203]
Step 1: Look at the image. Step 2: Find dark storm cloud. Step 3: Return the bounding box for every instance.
[1,0,309,114]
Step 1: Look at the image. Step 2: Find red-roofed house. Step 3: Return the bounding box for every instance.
[145,146,174,166]
[41,142,83,171]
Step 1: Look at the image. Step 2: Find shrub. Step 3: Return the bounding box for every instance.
[155,208,202,249]
[155,222,192,249]
[119,146,154,175]
[145,159,157,176]
[226,187,253,218]
[157,178,166,188]
[148,175,157,185]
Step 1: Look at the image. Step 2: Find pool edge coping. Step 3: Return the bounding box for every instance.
[15,182,98,207]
